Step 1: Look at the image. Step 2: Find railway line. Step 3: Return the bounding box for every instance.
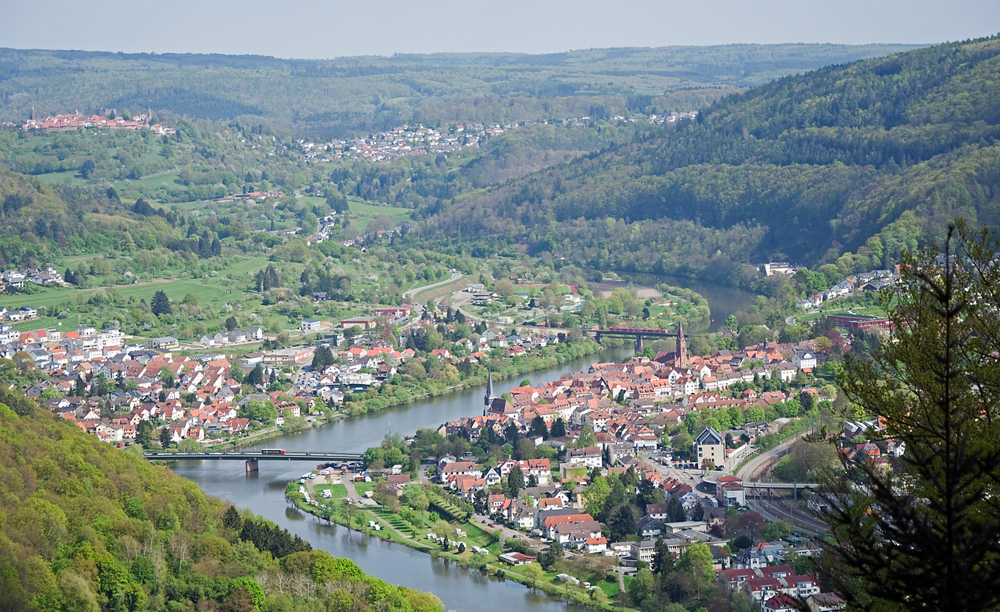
[737,436,829,535]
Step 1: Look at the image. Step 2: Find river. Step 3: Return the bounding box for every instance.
[172,280,758,611]
[589,272,758,333]
[174,348,633,612]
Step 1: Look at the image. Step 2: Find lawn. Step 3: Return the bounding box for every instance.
[321,484,349,498]
[353,482,374,497]
[459,522,498,548]
[597,577,620,599]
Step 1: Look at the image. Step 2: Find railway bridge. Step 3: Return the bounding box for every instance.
[592,326,679,352]
[144,450,364,473]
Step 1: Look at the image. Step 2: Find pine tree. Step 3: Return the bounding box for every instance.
[506,466,525,498]
[150,290,172,316]
[550,417,566,438]
[817,222,1000,611]
[651,537,674,575]
[247,364,264,387]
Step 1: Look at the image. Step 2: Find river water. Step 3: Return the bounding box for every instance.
[173,280,757,612]
[591,272,758,333]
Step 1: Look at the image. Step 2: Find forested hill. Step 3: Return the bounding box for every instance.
[425,36,1000,281]
[0,387,444,612]
[0,44,916,136]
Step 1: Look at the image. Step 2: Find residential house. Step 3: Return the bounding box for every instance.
[806,593,846,612]
[762,593,800,612]
[566,446,602,468]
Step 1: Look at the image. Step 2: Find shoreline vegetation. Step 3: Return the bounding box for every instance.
[284,482,633,612]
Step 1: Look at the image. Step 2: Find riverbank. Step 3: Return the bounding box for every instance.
[342,338,606,416]
[285,480,633,612]
[192,338,612,453]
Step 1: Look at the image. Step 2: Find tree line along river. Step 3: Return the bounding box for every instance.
[171,278,756,612]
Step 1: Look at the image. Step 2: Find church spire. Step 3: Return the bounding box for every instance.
[484,370,497,412]
[676,321,687,368]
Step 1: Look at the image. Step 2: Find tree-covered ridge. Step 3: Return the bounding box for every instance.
[0,389,443,612]
[0,44,917,137]
[424,35,1000,279]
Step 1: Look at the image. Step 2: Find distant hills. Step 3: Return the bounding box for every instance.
[425,36,1000,280]
[0,44,918,136]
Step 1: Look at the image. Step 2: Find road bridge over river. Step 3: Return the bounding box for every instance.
[144,450,364,473]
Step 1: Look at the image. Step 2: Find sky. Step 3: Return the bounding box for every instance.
[3,0,999,58]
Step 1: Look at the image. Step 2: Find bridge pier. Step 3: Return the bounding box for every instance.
[634,335,644,353]
[245,459,259,473]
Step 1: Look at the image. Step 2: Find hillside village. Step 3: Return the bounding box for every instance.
[297,112,699,164]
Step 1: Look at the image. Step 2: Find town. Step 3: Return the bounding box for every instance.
[284,322,868,611]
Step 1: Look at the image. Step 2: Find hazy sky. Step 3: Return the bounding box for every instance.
[4,0,999,58]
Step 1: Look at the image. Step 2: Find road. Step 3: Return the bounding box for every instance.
[399,270,465,329]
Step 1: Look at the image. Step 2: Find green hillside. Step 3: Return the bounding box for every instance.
[426,36,1000,281]
[0,387,443,612]
[0,44,917,137]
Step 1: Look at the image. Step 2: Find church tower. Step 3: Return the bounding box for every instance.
[676,321,687,368]
[484,370,497,413]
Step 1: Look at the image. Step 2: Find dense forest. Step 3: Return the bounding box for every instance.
[0,44,917,137]
[423,36,1000,282]
[0,387,443,612]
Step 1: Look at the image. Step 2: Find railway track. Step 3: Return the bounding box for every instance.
[737,437,830,535]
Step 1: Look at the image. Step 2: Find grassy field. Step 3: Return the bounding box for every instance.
[345,199,415,225]
[113,170,182,191]
[11,314,82,332]
[33,170,87,186]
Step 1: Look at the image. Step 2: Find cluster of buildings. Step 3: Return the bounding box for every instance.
[2,326,130,367]
[607,110,699,125]
[298,123,509,163]
[16,109,175,135]
[720,566,844,610]
[0,266,64,291]
[438,330,825,470]
[213,190,285,203]
[795,269,897,310]
[23,346,252,442]
[297,111,700,165]
[198,326,264,348]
